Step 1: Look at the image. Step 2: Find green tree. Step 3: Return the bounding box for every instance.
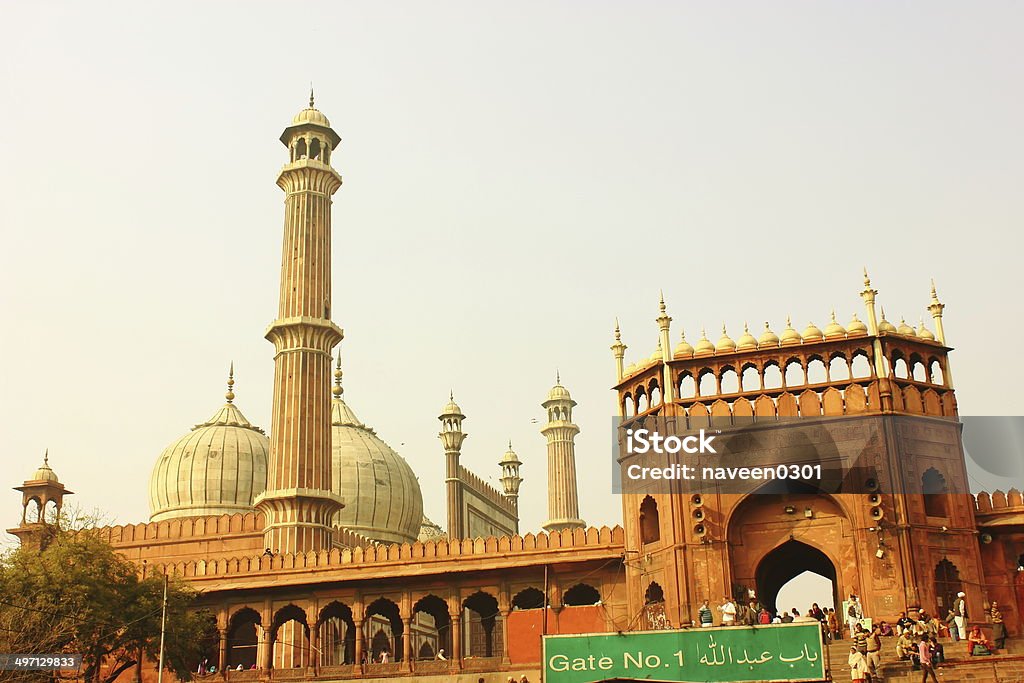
[0,521,213,683]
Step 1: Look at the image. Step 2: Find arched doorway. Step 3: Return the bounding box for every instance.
[727,489,855,620]
[755,540,838,615]
[934,559,962,617]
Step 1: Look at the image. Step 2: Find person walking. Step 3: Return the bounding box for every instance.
[827,608,839,641]
[848,646,868,683]
[918,635,939,683]
[865,623,882,680]
[698,600,714,627]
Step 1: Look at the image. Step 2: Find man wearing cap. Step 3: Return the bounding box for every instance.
[952,591,968,642]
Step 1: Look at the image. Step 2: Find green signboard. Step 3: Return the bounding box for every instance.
[543,623,825,683]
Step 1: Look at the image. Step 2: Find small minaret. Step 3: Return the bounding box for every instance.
[8,451,73,550]
[860,268,888,379]
[542,374,586,533]
[439,393,467,539]
[611,319,627,382]
[928,280,954,387]
[255,92,345,553]
[499,441,523,525]
[656,292,675,402]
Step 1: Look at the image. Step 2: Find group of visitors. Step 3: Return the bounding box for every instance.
[695,597,837,628]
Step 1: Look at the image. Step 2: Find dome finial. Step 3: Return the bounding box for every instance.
[614,317,621,342]
[309,83,315,109]
[225,362,235,403]
[863,266,872,288]
[556,369,561,385]
[333,349,344,397]
[43,448,49,467]
[658,290,666,314]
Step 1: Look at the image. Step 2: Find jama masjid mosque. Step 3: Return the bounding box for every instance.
[9,96,1024,682]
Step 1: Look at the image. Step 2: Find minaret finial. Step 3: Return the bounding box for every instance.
[556,369,561,385]
[309,84,315,109]
[930,279,941,303]
[43,448,49,467]
[614,317,621,341]
[450,389,454,401]
[863,266,871,288]
[225,362,235,403]
[659,290,666,314]
[333,349,344,397]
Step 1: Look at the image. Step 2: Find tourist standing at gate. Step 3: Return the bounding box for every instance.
[918,635,939,683]
[719,597,736,625]
[952,591,967,641]
[990,601,1006,649]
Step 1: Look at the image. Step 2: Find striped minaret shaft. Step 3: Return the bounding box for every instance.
[542,378,586,533]
[255,96,345,553]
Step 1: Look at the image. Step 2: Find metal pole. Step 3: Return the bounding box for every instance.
[157,574,168,683]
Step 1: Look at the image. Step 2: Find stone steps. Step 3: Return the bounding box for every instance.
[823,637,1024,682]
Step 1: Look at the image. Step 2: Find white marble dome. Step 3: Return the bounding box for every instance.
[149,400,269,522]
[331,395,424,544]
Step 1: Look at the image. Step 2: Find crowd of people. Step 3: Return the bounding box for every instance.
[691,593,1006,683]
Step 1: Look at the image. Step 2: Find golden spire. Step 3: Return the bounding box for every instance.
[556,369,561,385]
[863,266,872,289]
[928,278,947,344]
[333,350,344,397]
[309,84,315,109]
[614,318,622,342]
[658,290,666,315]
[43,448,49,467]
[225,362,235,403]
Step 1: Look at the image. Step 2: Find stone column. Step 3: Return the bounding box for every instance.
[218,628,228,672]
[500,609,512,664]
[450,612,463,666]
[402,617,412,670]
[353,619,364,668]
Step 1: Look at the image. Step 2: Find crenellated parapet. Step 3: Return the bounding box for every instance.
[976,489,1024,514]
[142,525,624,583]
[457,465,517,516]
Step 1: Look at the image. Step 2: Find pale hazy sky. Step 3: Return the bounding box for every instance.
[2,2,1022,544]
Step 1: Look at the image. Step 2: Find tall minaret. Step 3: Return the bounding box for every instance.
[542,374,586,533]
[254,92,345,553]
[439,394,467,538]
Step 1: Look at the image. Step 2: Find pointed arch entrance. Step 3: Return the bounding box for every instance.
[934,558,963,616]
[756,540,838,615]
[727,490,855,617]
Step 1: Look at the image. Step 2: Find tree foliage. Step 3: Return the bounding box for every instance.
[0,521,213,683]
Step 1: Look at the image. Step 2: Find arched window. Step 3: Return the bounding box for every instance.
[763,363,783,390]
[295,138,307,159]
[923,468,949,518]
[697,370,716,397]
[851,353,872,379]
[645,582,665,604]
[829,355,850,382]
[678,373,696,399]
[639,496,660,544]
[741,365,760,392]
[720,368,739,394]
[512,587,546,610]
[929,360,945,386]
[806,358,827,384]
[784,360,804,387]
[563,583,601,607]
